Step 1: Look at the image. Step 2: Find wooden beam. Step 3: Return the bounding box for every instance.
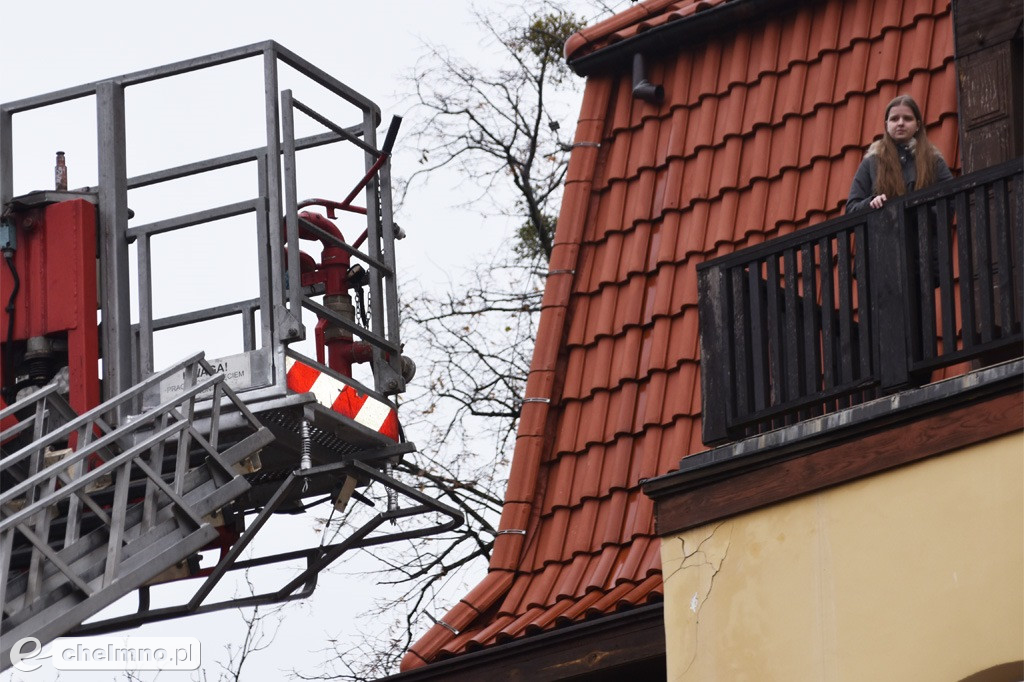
[952,0,1022,58]
[952,0,1023,169]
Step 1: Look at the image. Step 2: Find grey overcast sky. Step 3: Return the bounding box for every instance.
[1,1,612,680]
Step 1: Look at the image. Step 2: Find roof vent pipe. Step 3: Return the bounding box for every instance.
[631,53,664,104]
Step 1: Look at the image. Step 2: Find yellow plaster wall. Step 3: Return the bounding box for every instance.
[661,431,1024,682]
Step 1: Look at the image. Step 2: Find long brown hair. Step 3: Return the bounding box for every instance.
[872,95,942,198]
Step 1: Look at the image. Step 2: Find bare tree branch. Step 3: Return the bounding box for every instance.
[190,573,289,682]
[296,3,623,679]
[399,5,586,262]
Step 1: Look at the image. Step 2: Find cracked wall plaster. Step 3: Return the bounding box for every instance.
[658,432,1023,682]
[662,521,732,679]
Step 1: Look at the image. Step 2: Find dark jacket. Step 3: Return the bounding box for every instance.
[846,138,953,213]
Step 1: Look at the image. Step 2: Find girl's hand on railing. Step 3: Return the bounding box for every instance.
[869,194,888,209]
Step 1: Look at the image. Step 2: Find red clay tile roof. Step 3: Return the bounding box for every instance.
[403,0,959,670]
[565,0,733,62]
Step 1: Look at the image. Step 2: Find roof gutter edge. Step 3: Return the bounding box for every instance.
[567,0,796,77]
[382,602,665,681]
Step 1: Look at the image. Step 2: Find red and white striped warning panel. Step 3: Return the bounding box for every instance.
[285,358,399,441]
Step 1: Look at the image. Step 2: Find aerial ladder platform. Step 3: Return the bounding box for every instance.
[0,42,461,669]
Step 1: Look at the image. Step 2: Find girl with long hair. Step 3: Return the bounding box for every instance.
[847,95,953,212]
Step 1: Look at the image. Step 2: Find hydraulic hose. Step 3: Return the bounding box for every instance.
[4,250,19,344]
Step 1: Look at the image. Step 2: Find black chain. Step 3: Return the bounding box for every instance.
[355,287,369,329]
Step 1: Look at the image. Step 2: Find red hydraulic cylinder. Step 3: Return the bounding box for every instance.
[0,199,100,415]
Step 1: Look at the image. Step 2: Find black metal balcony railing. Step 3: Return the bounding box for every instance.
[699,158,1023,445]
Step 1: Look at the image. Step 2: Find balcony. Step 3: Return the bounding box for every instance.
[698,158,1023,446]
